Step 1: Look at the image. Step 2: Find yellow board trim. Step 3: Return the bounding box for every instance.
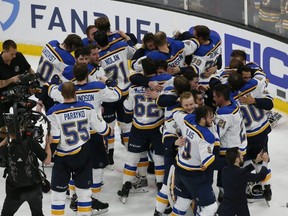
[274,98,288,114]
[0,42,42,56]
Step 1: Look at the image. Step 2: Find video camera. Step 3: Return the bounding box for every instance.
[0,72,50,143]
[0,72,40,104]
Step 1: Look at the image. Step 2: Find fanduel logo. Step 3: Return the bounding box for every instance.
[0,0,20,31]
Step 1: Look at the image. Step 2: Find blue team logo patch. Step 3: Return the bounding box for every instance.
[0,0,20,31]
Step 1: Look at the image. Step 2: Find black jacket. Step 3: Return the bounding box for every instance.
[217,163,269,216]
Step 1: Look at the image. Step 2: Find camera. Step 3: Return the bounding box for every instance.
[0,72,50,143]
[0,72,40,103]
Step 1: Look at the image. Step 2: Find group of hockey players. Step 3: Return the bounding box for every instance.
[32,16,281,216]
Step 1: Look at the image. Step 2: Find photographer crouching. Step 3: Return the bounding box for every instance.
[0,119,51,216]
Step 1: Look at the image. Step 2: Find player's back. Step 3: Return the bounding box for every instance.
[98,41,135,95]
[49,82,121,113]
[124,85,164,129]
[47,101,94,156]
[37,40,75,86]
[232,78,272,137]
[191,33,222,85]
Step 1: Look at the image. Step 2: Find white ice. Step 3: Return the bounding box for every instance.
[0,55,287,216]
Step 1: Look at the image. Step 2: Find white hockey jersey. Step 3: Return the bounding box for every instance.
[36,40,75,86]
[232,77,273,137]
[190,31,222,85]
[173,112,215,171]
[48,82,122,113]
[98,41,135,95]
[214,100,247,156]
[124,86,164,129]
[47,101,109,157]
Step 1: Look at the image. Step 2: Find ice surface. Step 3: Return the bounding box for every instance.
[0,56,287,215]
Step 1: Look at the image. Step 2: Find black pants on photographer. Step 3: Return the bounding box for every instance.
[1,184,44,216]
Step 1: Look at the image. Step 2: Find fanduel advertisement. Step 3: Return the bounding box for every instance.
[1,0,287,100]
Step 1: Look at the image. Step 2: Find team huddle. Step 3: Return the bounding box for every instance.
[34,16,279,216]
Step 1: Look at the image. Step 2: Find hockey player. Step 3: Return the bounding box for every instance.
[36,34,83,86]
[230,50,282,126]
[154,91,196,216]
[213,84,247,201]
[36,34,83,112]
[94,17,137,46]
[170,105,218,216]
[131,32,156,70]
[94,30,136,167]
[47,82,110,216]
[82,25,98,46]
[49,63,122,214]
[117,59,169,204]
[189,25,222,85]
[132,31,200,72]
[228,71,273,202]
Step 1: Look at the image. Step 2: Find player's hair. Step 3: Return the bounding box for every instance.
[86,25,97,36]
[230,49,247,61]
[142,33,155,49]
[74,47,90,59]
[73,63,88,81]
[229,58,244,69]
[154,31,167,47]
[142,58,157,76]
[180,92,193,103]
[94,31,109,47]
[63,34,83,52]
[61,82,76,99]
[190,89,202,100]
[237,65,253,74]
[225,147,241,164]
[155,60,168,71]
[213,84,230,101]
[173,76,191,96]
[194,25,210,41]
[3,39,17,51]
[228,72,245,91]
[94,17,110,32]
[195,105,213,124]
[182,67,199,81]
[86,44,99,54]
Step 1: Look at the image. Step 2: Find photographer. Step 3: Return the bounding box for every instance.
[0,120,51,216]
[0,40,35,128]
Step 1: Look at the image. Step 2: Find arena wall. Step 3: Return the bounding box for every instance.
[0,0,287,112]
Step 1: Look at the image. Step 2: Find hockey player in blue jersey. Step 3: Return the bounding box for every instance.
[47,82,110,216]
